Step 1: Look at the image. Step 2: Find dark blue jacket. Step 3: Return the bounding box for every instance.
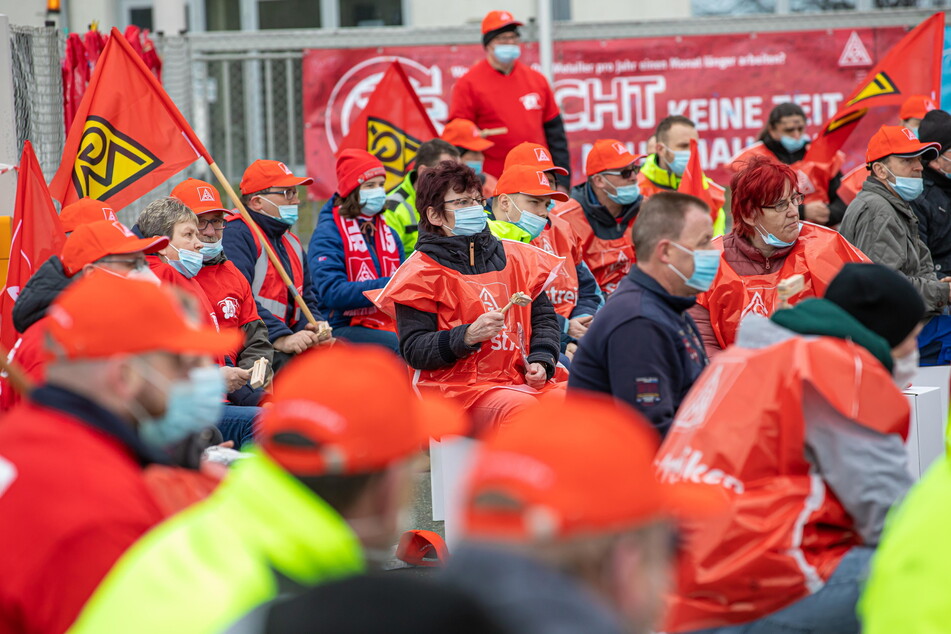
[568,266,707,437]
[222,210,324,343]
[308,205,405,329]
[912,166,951,274]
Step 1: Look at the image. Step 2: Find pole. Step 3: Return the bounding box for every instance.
[207,161,322,329]
[537,0,553,85]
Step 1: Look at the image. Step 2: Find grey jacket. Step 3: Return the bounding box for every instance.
[839,176,949,315]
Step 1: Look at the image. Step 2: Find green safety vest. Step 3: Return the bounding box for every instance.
[69,450,365,633]
[640,154,727,237]
[486,216,532,243]
[383,171,419,257]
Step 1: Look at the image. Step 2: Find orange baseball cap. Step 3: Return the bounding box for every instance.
[899,94,937,121]
[59,198,118,233]
[585,139,645,177]
[482,10,523,35]
[60,220,169,277]
[441,119,494,152]
[45,273,241,359]
[257,344,467,476]
[462,394,727,541]
[866,125,940,164]
[239,160,314,195]
[171,178,229,215]
[494,164,568,202]
[504,142,569,176]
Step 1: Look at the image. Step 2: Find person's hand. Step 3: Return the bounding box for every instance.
[273,331,319,355]
[803,201,830,225]
[464,311,505,346]
[220,366,251,392]
[305,320,334,345]
[565,342,578,360]
[524,362,547,389]
[567,315,593,340]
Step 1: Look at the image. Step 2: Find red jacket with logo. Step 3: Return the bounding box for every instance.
[195,260,260,361]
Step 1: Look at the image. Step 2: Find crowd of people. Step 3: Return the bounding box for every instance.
[2,8,951,634]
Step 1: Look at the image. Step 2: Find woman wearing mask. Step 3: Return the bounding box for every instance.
[309,149,405,354]
[729,102,848,226]
[371,161,566,432]
[689,156,868,358]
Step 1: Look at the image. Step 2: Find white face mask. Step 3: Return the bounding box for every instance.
[892,348,919,389]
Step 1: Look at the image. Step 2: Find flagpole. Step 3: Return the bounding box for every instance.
[207,161,322,330]
[0,346,34,396]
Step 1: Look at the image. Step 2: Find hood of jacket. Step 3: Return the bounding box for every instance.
[570,182,641,240]
[415,226,506,275]
[12,255,73,333]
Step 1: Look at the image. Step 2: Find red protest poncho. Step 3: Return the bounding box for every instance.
[551,199,635,296]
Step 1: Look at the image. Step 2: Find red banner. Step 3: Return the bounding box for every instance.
[303,25,911,200]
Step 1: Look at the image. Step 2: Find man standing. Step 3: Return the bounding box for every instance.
[449,10,570,190]
[569,193,714,437]
[224,160,330,369]
[839,125,950,363]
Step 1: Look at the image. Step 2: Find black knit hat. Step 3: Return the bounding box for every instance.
[483,23,519,47]
[824,262,926,348]
[918,109,951,154]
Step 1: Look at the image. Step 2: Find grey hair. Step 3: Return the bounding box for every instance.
[136,197,197,239]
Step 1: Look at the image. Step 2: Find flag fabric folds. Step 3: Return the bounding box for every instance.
[337,61,438,191]
[678,138,724,223]
[50,26,211,210]
[1,142,66,349]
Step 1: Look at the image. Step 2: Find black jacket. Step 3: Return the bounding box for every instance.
[395,227,560,378]
[12,256,72,334]
[761,136,847,225]
[569,182,641,241]
[912,166,951,274]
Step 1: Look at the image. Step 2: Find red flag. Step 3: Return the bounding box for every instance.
[1,142,66,349]
[337,61,438,191]
[806,12,944,169]
[678,138,724,223]
[50,27,211,210]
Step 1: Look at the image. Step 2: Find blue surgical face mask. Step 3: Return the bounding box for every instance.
[168,244,204,278]
[780,135,809,153]
[907,126,920,139]
[668,242,721,292]
[493,44,521,64]
[466,160,484,176]
[261,197,298,225]
[450,204,488,236]
[135,364,226,450]
[507,196,547,240]
[667,150,690,177]
[359,187,387,216]
[547,199,556,212]
[755,222,801,248]
[883,165,925,202]
[200,238,223,262]
[603,179,641,205]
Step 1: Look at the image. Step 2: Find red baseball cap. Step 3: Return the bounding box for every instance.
[45,273,241,359]
[899,95,937,121]
[481,10,523,34]
[60,220,169,277]
[585,139,645,177]
[257,344,467,476]
[239,160,314,195]
[441,119,494,152]
[504,142,569,176]
[494,164,568,202]
[171,178,229,215]
[59,198,118,233]
[462,394,727,541]
[866,125,940,163]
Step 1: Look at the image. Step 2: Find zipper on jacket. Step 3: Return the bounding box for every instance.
[469,238,475,267]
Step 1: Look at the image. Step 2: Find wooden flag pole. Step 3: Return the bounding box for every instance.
[0,345,35,396]
[208,161,321,329]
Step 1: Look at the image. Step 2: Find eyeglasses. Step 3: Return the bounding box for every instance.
[256,188,298,201]
[764,192,805,213]
[493,32,520,44]
[601,166,640,179]
[197,217,227,230]
[442,196,486,209]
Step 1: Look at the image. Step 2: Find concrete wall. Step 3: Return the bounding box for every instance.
[407,0,690,27]
[570,0,690,21]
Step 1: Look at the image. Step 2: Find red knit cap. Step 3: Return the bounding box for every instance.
[336,149,386,198]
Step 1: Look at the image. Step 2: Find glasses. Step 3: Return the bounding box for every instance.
[601,166,640,179]
[197,217,227,230]
[764,192,804,213]
[493,32,520,44]
[256,188,298,201]
[443,196,486,209]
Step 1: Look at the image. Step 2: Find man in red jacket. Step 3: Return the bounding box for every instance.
[0,273,239,634]
[449,10,570,190]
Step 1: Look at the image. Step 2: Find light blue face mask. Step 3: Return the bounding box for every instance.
[668,242,721,292]
[200,238,223,262]
[755,222,801,248]
[780,135,809,153]
[547,199,556,212]
[136,365,226,450]
[466,160,484,176]
[493,44,521,64]
[604,179,641,205]
[507,196,547,240]
[168,244,204,278]
[359,187,387,216]
[262,197,298,225]
[883,165,925,202]
[451,204,488,236]
[668,150,691,177]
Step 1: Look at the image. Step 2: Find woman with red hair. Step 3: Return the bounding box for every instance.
[690,156,868,356]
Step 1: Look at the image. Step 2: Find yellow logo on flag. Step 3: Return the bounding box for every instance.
[825,108,868,134]
[367,117,422,191]
[846,72,899,107]
[70,116,162,201]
